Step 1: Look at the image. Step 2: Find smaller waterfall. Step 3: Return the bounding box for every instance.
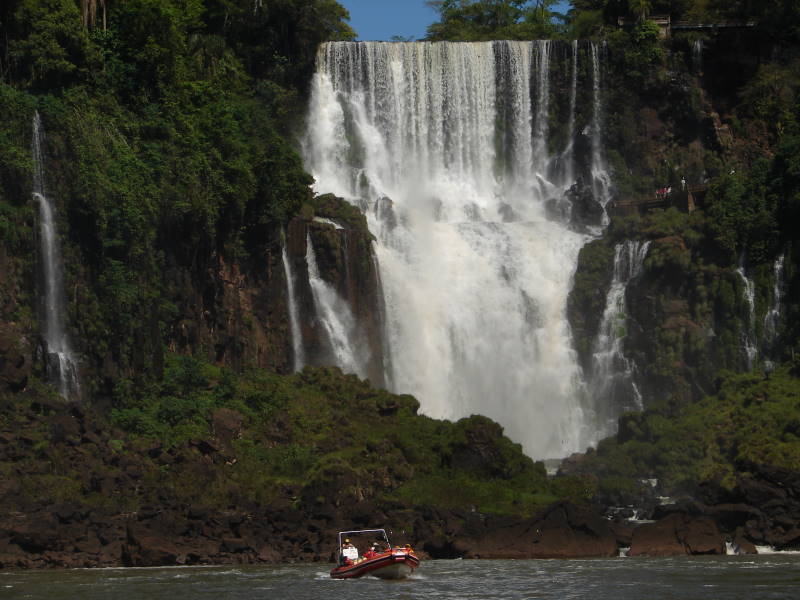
[281,244,304,372]
[762,254,785,368]
[589,240,650,440]
[692,39,703,74]
[589,42,612,221]
[562,39,578,187]
[306,234,365,378]
[532,40,552,178]
[735,257,757,369]
[763,253,785,353]
[32,112,80,400]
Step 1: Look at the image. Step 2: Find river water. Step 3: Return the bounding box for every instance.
[3,556,799,599]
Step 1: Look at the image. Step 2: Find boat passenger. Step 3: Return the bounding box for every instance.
[342,538,359,563]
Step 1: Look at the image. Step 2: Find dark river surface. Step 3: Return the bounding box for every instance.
[2,556,799,599]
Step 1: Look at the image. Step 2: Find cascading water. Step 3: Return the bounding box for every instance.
[561,40,579,187]
[588,240,650,441]
[589,42,612,224]
[763,253,785,354]
[305,233,366,378]
[31,112,80,400]
[692,39,703,74]
[736,256,757,369]
[304,41,613,458]
[281,244,304,372]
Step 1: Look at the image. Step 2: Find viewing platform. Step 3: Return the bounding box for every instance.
[617,15,758,38]
[612,184,709,216]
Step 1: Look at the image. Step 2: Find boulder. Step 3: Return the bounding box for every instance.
[566,178,605,231]
[125,525,182,566]
[629,513,725,556]
[732,532,758,555]
[682,516,725,554]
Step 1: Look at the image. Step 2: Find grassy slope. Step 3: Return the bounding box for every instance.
[1,359,590,519]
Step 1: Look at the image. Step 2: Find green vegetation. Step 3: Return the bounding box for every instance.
[0,0,356,395]
[0,362,572,517]
[425,0,561,40]
[578,366,800,496]
[1,0,800,527]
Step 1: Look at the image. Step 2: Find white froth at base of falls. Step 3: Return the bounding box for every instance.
[303,41,610,458]
[376,219,588,456]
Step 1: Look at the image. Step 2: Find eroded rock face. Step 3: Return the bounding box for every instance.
[566,178,606,232]
[164,247,291,375]
[629,513,724,557]
[524,502,618,559]
[0,247,33,394]
[0,325,31,393]
[420,501,617,560]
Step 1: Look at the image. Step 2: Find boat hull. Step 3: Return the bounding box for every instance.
[330,549,420,580]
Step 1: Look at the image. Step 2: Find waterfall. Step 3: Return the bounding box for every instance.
[31,112,80,400]
[763,253,785,358]
[736,256,757,369]
[305,234,366,378]
[588,240,650,441]
[281,244,304,372]
[304,41,610,458]
[589,42,612,224]
[562,40,579,187]
[692,39,703,74]
[532,40,552,179]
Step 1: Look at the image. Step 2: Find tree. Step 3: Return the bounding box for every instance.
[202,0,355,84]
[628,0,651,22]
[425,0,558,41]
[6,0,97,89]
[81,0,107,29]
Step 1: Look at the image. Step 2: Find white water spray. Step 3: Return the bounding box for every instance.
[304,41,615,457]
[32,112,80,400]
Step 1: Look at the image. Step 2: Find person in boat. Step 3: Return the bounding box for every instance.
[363,543,378,560]
[341,538,359,565]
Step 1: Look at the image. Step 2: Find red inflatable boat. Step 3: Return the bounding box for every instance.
[330,529,420,580]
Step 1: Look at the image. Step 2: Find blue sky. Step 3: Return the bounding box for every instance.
[338,0,573,42]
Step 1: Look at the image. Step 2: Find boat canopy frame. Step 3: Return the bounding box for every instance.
[337,528,392,550]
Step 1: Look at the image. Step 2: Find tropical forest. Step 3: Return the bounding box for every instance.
[1,0,799,570]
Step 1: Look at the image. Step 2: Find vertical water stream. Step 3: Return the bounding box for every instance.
[305,234,366,378]
[32,112,80,399]
[281,244,304,372]
[588,240,650,441]
[736,256,758,369]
